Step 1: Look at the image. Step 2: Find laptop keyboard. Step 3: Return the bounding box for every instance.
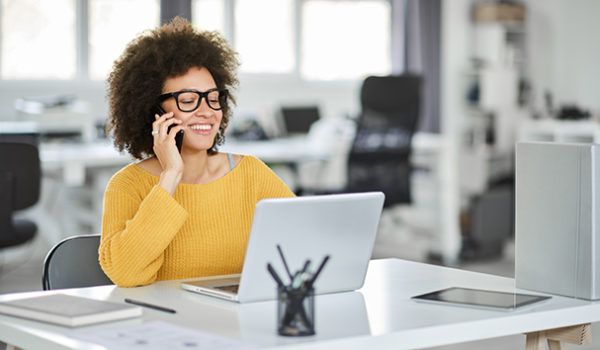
[214,284,239,293]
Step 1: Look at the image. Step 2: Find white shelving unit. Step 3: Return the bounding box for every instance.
[459,16,528,198]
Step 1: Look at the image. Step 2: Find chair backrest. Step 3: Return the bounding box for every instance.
[347,74,422,207]
[0,141,41,245]
[42,234,113,290]
[0,141,40,211]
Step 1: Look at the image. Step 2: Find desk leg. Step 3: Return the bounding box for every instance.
[525,323,591,350]
[547,339,562,350]
[526,331,545,350]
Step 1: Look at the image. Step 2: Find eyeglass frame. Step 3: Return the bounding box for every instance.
[158,88,229,112]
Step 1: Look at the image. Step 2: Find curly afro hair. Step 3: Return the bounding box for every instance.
[106,17,239,159]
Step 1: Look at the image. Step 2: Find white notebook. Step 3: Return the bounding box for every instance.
[0,293,142,327]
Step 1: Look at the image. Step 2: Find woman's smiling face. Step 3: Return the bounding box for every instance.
[160,66,223,153]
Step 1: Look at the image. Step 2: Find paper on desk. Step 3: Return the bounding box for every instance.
[71,321,257,350]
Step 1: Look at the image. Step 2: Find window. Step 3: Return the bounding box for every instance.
[234,0,294,73]
[0,0,394,81]
[88,0,159,80]
[301,0,391,80]
[192,0,225,33]
[1,0,76,79]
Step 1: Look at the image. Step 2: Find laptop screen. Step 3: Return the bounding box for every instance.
[280,106,320,135]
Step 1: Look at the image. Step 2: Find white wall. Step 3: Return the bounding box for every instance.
[234,76,361,128]
[526,0,600,113]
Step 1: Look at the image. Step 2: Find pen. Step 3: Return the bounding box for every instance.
[124,298,176,314]
[308,255,330,288]
[267,263,285,288]
[293,260,312,289]
[277,244,294,282]
[301,259,312,274]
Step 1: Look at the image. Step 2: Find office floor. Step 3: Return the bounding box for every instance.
[0,223,598,349]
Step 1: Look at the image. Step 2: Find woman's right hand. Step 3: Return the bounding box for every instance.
[152,112,184,195]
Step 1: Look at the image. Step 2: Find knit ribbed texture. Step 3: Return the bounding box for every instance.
[99,155,295,287]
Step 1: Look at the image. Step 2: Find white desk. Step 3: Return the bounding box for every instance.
[1,258,598,349]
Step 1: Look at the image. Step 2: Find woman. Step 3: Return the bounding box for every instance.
[100,17,294,287]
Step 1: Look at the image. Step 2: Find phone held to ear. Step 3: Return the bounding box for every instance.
[156,105,184,153]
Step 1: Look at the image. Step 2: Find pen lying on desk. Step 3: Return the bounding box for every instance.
[124,298,176,314]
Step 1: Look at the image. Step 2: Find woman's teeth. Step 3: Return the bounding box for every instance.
[189,125,211,131]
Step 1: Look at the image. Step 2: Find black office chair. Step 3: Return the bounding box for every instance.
[42,234,113,290]
[345,74,422,207]
[0,141,41,249]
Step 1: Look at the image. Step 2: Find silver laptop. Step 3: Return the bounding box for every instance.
[181,192,384,303]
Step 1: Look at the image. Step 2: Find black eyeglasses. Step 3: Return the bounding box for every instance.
[158,88,228,112]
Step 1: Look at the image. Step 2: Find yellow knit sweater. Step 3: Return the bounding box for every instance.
[99,155,294,287]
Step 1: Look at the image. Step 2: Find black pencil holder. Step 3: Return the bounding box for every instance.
[277,285,315,336]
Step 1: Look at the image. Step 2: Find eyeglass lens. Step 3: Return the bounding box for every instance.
[176,90,225,112]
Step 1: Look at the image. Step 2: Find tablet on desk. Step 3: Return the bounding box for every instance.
[412,287,551,311]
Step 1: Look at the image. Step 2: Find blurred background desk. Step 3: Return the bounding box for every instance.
[35,136,337,244]
[31,132,441,250]
[35,140,131,244]
[41,140,131,186]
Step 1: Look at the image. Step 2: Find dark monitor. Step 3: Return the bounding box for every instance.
[280,106,321,135]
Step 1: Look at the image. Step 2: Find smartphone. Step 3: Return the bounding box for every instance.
[155,105,183,152]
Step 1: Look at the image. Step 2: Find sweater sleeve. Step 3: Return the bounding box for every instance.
[99,172,188,287]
